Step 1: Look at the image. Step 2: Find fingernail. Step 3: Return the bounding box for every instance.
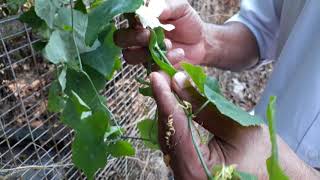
[164,39,172,50]
[175,48,185,57]
[173,72,190,89]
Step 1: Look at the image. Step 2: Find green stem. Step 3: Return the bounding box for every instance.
[68,3,121,131]
[155,44,175,68]
[121,136,153,142]
[69,0,83,71]
[194,100,211,117]
[186,113,214,180]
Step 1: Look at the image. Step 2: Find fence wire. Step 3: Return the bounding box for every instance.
[0,5,157,180]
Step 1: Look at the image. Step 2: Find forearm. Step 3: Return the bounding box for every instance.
[277,137,320,179]
[202,22,260,71]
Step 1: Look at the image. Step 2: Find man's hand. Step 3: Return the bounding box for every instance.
[114,0,206,66]
[150,71,320,180]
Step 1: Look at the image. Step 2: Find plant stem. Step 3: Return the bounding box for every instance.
[69,0,83,71]
[186,113,214,180]
[155,44,174,68]
[68,3,121,131]
[194,100,211,117]
[121,136,153,142]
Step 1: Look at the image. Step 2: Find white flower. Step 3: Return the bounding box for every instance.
[135,0,175,31]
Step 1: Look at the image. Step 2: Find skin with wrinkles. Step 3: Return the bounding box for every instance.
[114,0,320,179]
[151,72,319,180]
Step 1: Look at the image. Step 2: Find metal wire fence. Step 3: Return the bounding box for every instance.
[0,4,158,180]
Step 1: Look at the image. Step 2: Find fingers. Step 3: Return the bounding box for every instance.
[171,72,246,139]
[150,72,209,179]
[114,28,150,48]
[167,48,185,66]
[122,47,150,64]
[150,72,190,152]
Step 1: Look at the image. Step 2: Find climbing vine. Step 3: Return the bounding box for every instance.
[18,0,288,179]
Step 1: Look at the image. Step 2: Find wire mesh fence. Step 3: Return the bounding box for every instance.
[0,4,159,179]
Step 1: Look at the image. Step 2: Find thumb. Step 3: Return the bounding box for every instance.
[150,72,208,178]
[150,72,192,152]
[172,72,246,139]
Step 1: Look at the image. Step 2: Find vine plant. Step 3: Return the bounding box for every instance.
[18,0,288,179]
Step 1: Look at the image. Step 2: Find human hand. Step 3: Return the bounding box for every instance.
[114,0,206,67]
[150,71,271,179]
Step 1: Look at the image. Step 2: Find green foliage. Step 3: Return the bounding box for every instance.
[137,119,159,150]
[48,81,66,113]
[106,140,135,157]
[266,96,289,180]
[6,0,27,14]
[44,30,77,64]
[19,7,45,29]
[35,0,62,28]
[181,62,263,126]
[75,0,87,13]
[82,25,121,78]
[181,62,207,94]
[19,8,51,40]
[149,28,177,77]
[139,86,153,97]
[85,0,144,45]
[233,171,258,180]
[20,0,144,178]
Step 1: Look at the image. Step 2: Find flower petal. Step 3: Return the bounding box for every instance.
[135,1,175,31]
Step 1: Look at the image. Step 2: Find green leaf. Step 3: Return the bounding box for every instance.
[61,91,110,179]
[85,0,144,46]
[72,110,110,179]
[75,0,87,14]
[154,27,166,50]
[83,65,107,91]
[61,91,91,129]
[181,62,207,94]
[204,84,263,126]
[266,96,289,180]
[54,8,100,53]
[139,86,153,97]
[104,126,123,140]
[65,69,102,109]
[106,140,135,157]
[181,62,220,94]
[106,58,122,80]
[149,29,177,77]
[58,67,67,91]
[233,171,258,180]
[72,135,106,180]
[205,76,221,94]
[181,62,262,126]
[48,81,65,113]
[35,0,61,28]
[43,30,77,64]
[7,0,26,13]
[32,41,47,52]
[137,119,159,150]
[19,7,51,40]
[19,7,45,29]
[82,25,121,78]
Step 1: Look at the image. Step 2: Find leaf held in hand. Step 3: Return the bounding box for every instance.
[266,96,289,180]
[149,28,177,77]
[181,62,263,126]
